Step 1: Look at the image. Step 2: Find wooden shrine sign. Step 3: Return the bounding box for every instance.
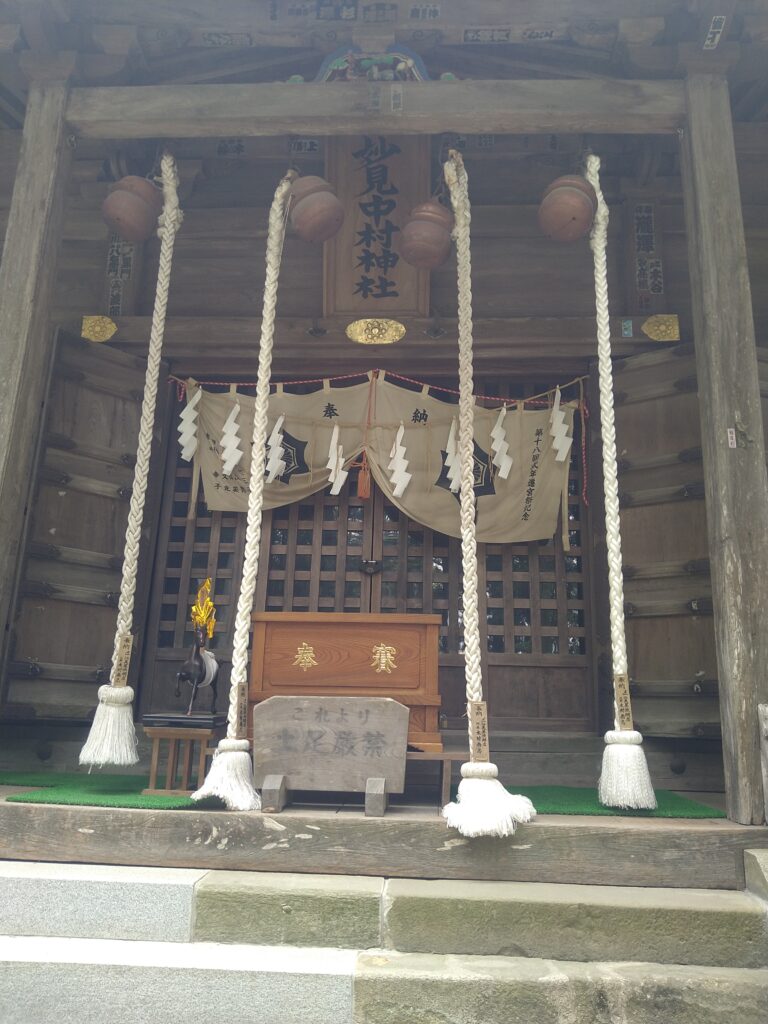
[324,134,430,318]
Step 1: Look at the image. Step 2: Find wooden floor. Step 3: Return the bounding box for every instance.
[0,789,764,890]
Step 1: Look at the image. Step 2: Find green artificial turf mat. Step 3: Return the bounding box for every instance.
[0,770,725,816]
[0,771,203,810]
[505,785,726,818]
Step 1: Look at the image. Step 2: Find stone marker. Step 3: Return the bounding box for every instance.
[253,696,409,816]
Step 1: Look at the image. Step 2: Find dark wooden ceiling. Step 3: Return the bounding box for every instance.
[1,1,768,128]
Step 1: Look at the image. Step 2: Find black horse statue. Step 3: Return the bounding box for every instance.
[175,624,219,716]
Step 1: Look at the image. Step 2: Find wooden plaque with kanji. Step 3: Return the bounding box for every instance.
[323,134,430,318]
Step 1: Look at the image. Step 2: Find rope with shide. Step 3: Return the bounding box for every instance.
[80,152,183,768]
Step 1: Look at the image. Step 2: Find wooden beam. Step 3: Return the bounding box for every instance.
[0,801,762,890]
[0,68,73,675]
[680,72,768,826]
[64,79,686,139]
[93,314,672,377]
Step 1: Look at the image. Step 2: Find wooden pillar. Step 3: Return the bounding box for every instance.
[0,60,74,660]
[680,71,768,824]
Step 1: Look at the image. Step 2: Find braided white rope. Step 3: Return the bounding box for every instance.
[585,155,628,721]
[225,173,293,740]
[443,153,483,742]
[80,153,182,767]
[587,156,654,807]
[441,153,537,833]
[110,153,183,682]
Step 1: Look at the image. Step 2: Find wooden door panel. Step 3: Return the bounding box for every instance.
[2,335,167,720]
[608,348,720,739]
[21,554,121,591]
[14,600,117,666]
[627,618,717,680]
[48,373,143,452]
[615,393,702,459]
[30,484,129,555]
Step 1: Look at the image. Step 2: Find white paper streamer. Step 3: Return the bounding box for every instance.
[265,413,287,483]
[549,387,573,463]
[490,406,513,479]
[444,418,461,492]
[388,421,412,498]
[326,423,348,495]
[178,387,201,462]
[220,400,244,476]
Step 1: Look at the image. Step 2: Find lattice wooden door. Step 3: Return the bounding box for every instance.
[142,394,593,731]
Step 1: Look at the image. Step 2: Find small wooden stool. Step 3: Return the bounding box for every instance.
[406,749,469,807]
[143,722,225,795]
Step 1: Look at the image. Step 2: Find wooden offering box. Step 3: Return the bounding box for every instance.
[250,612,443,751]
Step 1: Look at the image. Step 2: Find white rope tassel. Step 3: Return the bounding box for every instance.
[586,154,656,810]
[193,172,295,811]
[441,152,535,837]
[80,152,183,768]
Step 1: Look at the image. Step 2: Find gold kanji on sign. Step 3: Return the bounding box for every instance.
[293,642,318,672]
[371,642,397,674]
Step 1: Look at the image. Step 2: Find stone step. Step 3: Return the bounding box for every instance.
[354,950,768,1024]
[195,869,768,969]
[379,877,768,968]
[2,857,765,969]
[1,936,767,1024]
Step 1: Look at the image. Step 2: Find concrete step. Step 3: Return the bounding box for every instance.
[1,856,767,968]
[1,936,767,1024]
[0,861,206,942]
[0,935,354,1024]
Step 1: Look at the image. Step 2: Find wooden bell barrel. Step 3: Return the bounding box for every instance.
[538,175,597,243]
[400,199,454,270]
[289,175,344,243]
[101,176,164,244]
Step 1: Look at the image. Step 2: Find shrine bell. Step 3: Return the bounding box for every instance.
[289,175,345,243]
[400,199,454,269]
[537,175,597,243]
[101,175,164,244]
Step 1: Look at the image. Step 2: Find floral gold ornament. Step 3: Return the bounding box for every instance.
[81,315,118,344]
[345,318,406,345]
[371,642,397,674]
[293,642,318,671]
[640,314,680,342]
[190,578,216,639]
